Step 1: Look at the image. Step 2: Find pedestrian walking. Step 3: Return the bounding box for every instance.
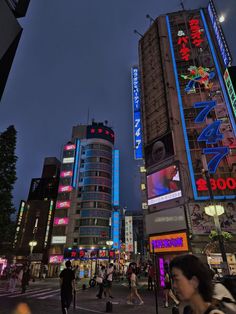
[96,265,105,299]
[21,266,30,294]
[147,262,155,291]
[104,263,114,299]
[59,260,75,314]
[170,254,225,314]
[127,267,144,305]
[163,262,179,308]
[8,267,18,293]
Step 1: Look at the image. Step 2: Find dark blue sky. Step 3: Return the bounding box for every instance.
[0,0,235,213]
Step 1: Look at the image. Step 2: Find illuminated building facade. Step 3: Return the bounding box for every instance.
[14,157,60,276]
[139,1,236,272]
[49,122,119,275]
[0,0,30,100]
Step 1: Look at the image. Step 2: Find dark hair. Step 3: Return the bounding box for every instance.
[170,254,213,302]
[65,260,72,268]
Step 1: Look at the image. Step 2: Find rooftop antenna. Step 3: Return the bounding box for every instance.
[146,14,155,26]
[87,107,90,125]
[134,29,143,38]
[180,1,185,10]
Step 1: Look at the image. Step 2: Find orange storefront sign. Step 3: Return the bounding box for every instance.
[149,232,189,253]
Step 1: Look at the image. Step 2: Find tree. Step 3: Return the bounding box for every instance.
[0,125,17,250]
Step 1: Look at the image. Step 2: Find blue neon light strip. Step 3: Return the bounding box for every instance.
[166,15,199,200]
[200,10,236,136]
[72,139,80,188]
[112,150,119,206]
[112,211,120,249]
[166,14,235,201]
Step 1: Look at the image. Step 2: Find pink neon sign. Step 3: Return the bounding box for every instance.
[64,144,76,151]
[54,217,69,225]
[58,185,73,193]
[56,201,70,209]
[49,255,64,263]
[60,171,73,178]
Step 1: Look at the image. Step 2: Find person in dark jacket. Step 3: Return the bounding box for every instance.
[60,260,75,314]
[21,266,30,294]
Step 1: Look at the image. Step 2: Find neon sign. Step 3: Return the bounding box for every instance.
[131,67,143,159]
[196,177,236,191]
[181,66,215,93]
[166,10,236,200]
[60,171,73,178]
[189,18,204,47]
[224,69,236,121]
[56,201,70,209]
[49,255,64,263]
[177,30,190,61]
[64,144,76,151]
[208,0,232,67]
[54,217,69,225]
[58,185,72,193]
[150,232,189,253]
[112,211,120,249]
[112,150,119,206]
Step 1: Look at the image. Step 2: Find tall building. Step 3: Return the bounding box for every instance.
[139,0,236,277]
[14,157,60,277]
[49,122,119,277]
[0,0,30,100]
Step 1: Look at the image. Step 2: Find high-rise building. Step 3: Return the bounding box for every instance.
[14,157,60,277]
[49,122,119,277]
[139,1,236,276]
[0,0,30,100]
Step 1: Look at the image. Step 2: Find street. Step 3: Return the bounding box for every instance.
[0,277,174,314]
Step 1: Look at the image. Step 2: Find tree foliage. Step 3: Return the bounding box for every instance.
[0,125,17,248]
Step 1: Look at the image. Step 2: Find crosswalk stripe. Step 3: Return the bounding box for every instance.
[26,288,60,298]
[9,288,51,298]
[0,287,43,297]
[37,291,61,300]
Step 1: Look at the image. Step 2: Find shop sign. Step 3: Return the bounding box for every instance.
[49,255,64,263]
[54,217,69,225]
[150,232,189,253]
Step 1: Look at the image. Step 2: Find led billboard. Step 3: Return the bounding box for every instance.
[166,10,236,201]
[147,164,182,205]
[145,132,174,168]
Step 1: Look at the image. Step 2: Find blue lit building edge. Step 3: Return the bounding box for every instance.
[166,14,235,201]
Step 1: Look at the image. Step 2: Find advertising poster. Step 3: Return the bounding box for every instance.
[189,202,236,234]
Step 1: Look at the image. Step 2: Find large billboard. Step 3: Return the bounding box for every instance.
[147,164,182,205]
[145,132,174,168]
[166,10,236,201]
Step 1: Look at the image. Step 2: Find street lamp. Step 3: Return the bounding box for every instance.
[201,154,230,275]
[29,240,37,260]
[219,15,225,23]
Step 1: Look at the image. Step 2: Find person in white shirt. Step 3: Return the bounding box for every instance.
[127,268,144,305]
[212,282,236,314]
[105,263,114,299]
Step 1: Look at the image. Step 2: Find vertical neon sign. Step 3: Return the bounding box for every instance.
[72,139,80,188]
[131,67,143,159]
[112,150,119,206]
[112,211,120,249]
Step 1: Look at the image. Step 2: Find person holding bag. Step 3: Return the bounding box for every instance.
[96,265,106,299]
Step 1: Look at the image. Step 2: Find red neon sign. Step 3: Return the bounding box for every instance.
[196,177,236,192]
[177,30,190,61]
[189,19,204,47]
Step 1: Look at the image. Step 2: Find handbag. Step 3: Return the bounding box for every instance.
[96,276,103,284]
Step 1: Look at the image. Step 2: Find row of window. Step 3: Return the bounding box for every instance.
[80,171,111,179]
[85,144,112,152]
[78,185,111,194]
[77,201,112,210]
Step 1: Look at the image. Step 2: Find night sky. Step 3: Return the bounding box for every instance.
[0,0,235,214]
